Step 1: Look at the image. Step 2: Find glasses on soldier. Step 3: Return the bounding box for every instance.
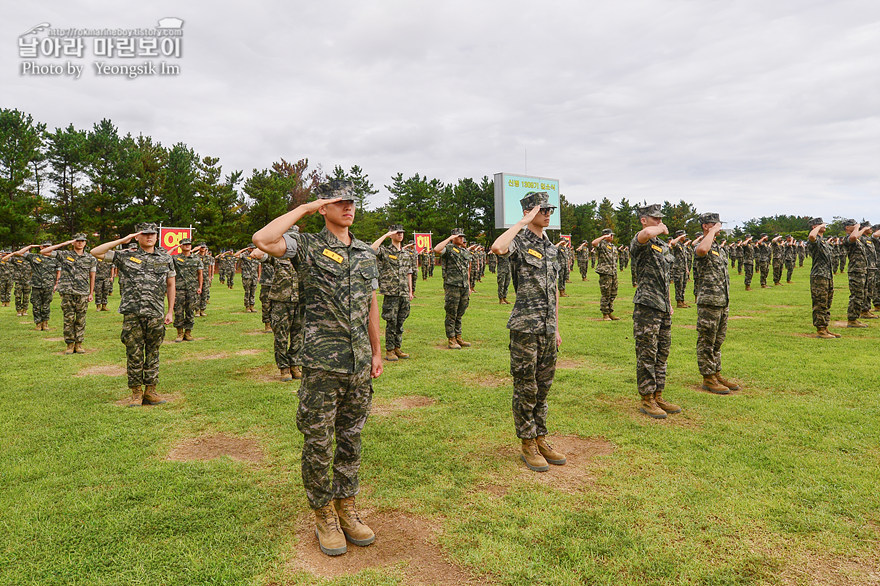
[538,207,556,215]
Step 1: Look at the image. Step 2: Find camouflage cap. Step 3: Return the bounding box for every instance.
[760,233,769,238]
[196,241,207,247]
[637,203,663,218]
[602,228,614,236]
[519,191,554,211]
[73,233,87,241]
[873,224,880,232]
[841,219,857,227]
[451,228,465,236]
[316,179,356,202]
[674,229,686,237]
[388,224,404,233]
[860,220,872,229]
[136,222,159,234]
[179,237,192,245]
[41,241,53,247]
[808,217,824,227]
[698,212,722,225]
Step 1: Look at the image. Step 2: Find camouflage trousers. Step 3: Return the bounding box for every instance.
[444,284,469,338]
[121,314,166,388]
[259,284,271,324]
[226,269,235,288]
[810,276,833,328]
[510,330,557,439]
[838,256,846,274]
[173,287,199,330]
[218,269,226,284]
[382,295,411,350]
[94,278,112,306]
[847,270,869,320]
[61,293,89,344]
[242,278,257,307]
[14,281,30,313]
[737,257,743,273]
[696,304,728,376]
[872,270,880,309]
[421,264,428,280]
[785,259,795,282]
[0,276,11,304]
[599,273,618,315]
[758,261,770,287]
[743,262,754,287]
[579,263,588,279]
[730,256,736,268]
[411,273,416,295]
[31,287,53,324]
[772,260,783,284]
[672,272,687,302]
[297,366,372,510]
[497,271,510,300]
[199,279,211,311]
[428,263,434,276]
[558,267,568,293]
[633,304,671,397]
[469,268,477,290]
[269,300,303,369]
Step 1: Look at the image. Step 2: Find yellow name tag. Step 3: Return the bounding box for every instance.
[452,247,459,253]
[322,249,343,263]
[651,245,662,252]
[34,258,41,263]
[129,257,142,264]
[389,254,398,260]
[66,256,75,262]
[527,249,543,259]
[711,250,720,256]
[606,245,612,249]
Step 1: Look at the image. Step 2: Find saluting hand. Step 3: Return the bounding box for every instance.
[302,197,341,216]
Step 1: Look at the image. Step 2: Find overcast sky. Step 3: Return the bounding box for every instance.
[3,0,879,227]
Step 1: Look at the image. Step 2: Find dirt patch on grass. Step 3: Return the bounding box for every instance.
[458,372,508,388]
[779,553,880,585]
[476,484,509,498]
[832,321,852,328]
[556,358,583,369]
[676,324,697,330]
[236,348,264,355]
[245,364,289,384]
[75,364,126,377]
[43,337,64,342]
[371,395,436,416]
[194,352,229,360]
[767,304,797,309]
[790,332,841,339]
[166,433,264,463]
[728,315,754,320]
[290,510,489,585]
[498,435,615,494]
[214,321,237,325]
[244,330,271,336]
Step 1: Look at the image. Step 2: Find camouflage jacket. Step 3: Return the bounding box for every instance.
[741,242,754,262]
[630,235,673,313]
[262,256,298,303]
[376,244,413,296]
[844,236,867,272]
[670,242,688,276]
[784,243,796,261]
[201,254,215,277]
[496,253,511,275]
[503,228,558,335]
[595,240,618,275]
[95,256,113,279]
[282,227,379,374]
[864,237,877,270]
[219,253,236,270]
[771,241,784,263]
[106,248,175,318]
[12,256,32,282]
[0,257,12,279]
[259,257,275,285]
[576,248,588,265]
[238,255,260,280]
[52,250,97,296]
[173,254,203,290]
[808,236,833,279]
[440,245,472,288]
[756,242,771,262]
[693,242,729,307]
[25,252,58,289]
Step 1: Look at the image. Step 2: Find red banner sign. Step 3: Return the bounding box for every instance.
[414,233,433,254]
[159,227,192,256]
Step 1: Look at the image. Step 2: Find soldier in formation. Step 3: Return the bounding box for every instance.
[630,204,680,419]
[12,253,32,317]
[807,218,840,339]
[556,239,571,297]
[0,251,12,307]
[576,242,589,280]
[371,224,415,362]
[487,250,497,274]
[220,250,237,288]
[842,219,876,327]
[496,249,511,304]
[172,238,203,343]
[5,241,59,330]
[669,230,690,309]
[196,243,214,316]
[255,245,275,332]
[252,179,382,558]
[784,235,796,283]
[90,223,175,407]
[491,191,565,473]
[755,234,771,288]
[94,252,114,311]
[235,246,260,312]
[771,235,784,286]
[741,236,755,290]
[41,234,97,354]
[435,228,473,349]
[592,229,619,320]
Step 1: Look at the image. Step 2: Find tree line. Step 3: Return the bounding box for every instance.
[7,107,837,251]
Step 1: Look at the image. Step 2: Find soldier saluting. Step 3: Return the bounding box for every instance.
[40,234,97,354]
[371,224,415,362]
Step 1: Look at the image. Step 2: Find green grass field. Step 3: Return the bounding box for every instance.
[1,262,878,585]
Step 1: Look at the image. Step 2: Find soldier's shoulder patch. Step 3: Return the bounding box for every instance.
[34,257,41,263]
[128,257,142,264]
[66,256,75,262]
[651,244,663,252]
[711,250,720,256]
[527,248,543,259]
[389,254,398,260]
[322,249,343,263]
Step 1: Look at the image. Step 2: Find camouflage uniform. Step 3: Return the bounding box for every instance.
[94,257,114,307]
[595,237,618,316]
[199,251,214,311]
[221,253,236,287]
[771,240,784,285]
[503,227,559,439]
[742,241,755,288]
[488,252,497,274]
[282,225,378,510]
[0,255,12,304]
[784,242,796,282]
[258,256,275,325]
[264,255,303,370]
[496,254,511,300]
[808,232,834,329]
[376,243,414,351]
[557,245,570,294]
[670,240,689,303]
[441,242,472,339]
[864,235,877,309]
[408,248,418,295]
[172,253,203,331]
[873,234,880,311]
[694,241,730,376]
[105,246,175,389]
[630,232,674,397]
[239,254,259,308]
[26,251,58,325]
[53,248,97,345]
[420,250,432,279]
[798,242,806,267]
[576,247,589,279]
[756,241,771,287]
[589,246,596,268]
[13,256,32,314]
[844,232,869,320]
